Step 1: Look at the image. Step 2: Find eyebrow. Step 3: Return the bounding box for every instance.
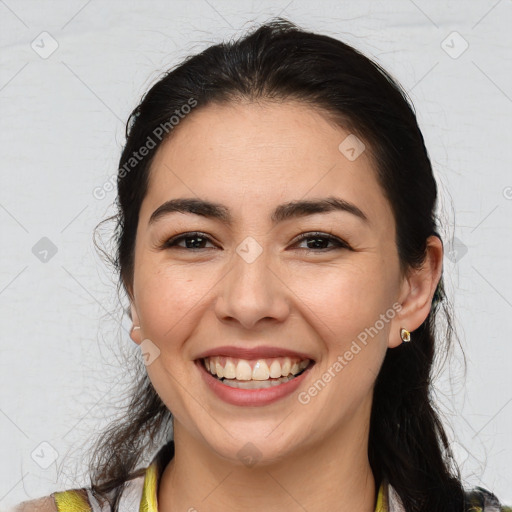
[148,196,370,227]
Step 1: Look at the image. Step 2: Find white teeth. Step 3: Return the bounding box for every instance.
[269,360,282,378]
[252,360,270,380]
[236,360,252,381]
[203,356,311,382]
[223,359,236,379]
[281,359,291,377]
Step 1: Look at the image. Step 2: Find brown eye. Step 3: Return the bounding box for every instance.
[163,232,217,250]
[292,232,350,251]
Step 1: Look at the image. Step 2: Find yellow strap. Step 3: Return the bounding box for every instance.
[52,463,159,512]
[374,481,387,512]
[139,461,159,512]
[53,489,92,512]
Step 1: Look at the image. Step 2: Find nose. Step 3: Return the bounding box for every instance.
[214,246,291,330]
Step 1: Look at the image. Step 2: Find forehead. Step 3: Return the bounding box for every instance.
[141,100,394,232]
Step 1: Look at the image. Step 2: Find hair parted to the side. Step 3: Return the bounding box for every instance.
[89,18,468,511]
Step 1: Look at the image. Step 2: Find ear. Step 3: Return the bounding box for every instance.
[388,235,443,348]
[129,302,142,345]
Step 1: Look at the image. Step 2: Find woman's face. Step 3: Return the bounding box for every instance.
[129,100,417,464]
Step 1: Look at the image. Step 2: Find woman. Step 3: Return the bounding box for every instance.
[14,18,505,512]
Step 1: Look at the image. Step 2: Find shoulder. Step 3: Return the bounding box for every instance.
[9,443,172,512]
[9,495,58,512]
[464,486,506,511]
[386,481,508,512]
[11,488,93,512]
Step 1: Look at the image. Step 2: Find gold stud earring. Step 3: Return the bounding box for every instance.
[400,328,411,343]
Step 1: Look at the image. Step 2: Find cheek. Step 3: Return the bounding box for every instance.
[134,262,212,348]
[296,266,391,413]
[287,260,393,342]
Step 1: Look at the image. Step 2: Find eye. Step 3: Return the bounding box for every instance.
[291,232,350,251]
[162,232,217,250]
[161,231,350,252]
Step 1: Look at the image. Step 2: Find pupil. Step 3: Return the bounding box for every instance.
[307,237,327,249]
[186,236,205,248]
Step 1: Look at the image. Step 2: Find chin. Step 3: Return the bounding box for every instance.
[194,420,307,469]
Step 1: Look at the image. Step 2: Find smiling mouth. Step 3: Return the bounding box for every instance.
[201,356,313,389]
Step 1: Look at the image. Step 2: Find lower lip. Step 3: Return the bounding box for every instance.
[196,360,313,407]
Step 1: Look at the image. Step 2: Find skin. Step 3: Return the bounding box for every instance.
[128,100,443,512]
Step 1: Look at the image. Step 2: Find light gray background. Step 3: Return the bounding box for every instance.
[1,0,511,508]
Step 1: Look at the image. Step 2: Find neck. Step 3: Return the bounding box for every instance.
[157,406,377,511]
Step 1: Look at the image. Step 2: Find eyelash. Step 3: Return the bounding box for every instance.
[161,231,351,252]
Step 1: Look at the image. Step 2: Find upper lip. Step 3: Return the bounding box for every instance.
[194,345,315,361]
